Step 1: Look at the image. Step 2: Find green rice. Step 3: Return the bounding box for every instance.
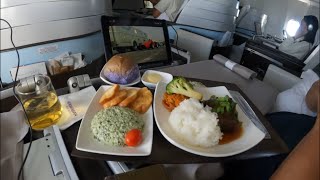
[91,106,144,146]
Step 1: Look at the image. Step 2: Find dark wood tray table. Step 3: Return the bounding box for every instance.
[69,78,288,164]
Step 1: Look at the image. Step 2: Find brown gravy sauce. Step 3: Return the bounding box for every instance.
[219,125,243,145]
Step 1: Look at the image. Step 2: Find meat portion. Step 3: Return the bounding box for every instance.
[202,95,241,133]
[218,112,241,133]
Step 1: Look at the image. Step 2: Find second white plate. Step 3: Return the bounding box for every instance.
[154,82,265,157]
[76,85,153,156]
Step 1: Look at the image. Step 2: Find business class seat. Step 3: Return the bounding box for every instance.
[240,29,320,80]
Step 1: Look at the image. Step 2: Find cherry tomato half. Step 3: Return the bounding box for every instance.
[125,129,142,147]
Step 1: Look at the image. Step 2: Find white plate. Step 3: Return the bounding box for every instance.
[100,64,141,87]
[141,70,173,89]
[76,85,153,156]
[154,82,265,157]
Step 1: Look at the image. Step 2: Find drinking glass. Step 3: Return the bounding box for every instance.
[15,74,62,130]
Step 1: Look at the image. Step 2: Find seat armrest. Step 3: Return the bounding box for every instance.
[246,40,305,73]
[263,64,301,91]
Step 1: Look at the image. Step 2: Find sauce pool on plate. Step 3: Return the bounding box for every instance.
[219,125,243,145]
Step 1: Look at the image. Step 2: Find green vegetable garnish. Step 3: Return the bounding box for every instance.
[203,95,237,115]
[166,77,203,100]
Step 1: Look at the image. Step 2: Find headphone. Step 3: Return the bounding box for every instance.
[308,24,314,31]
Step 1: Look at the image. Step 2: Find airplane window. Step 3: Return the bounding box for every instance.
[144,1,153,8]
[286,19,300,37]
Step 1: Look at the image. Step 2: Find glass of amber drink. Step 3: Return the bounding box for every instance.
[16,74,62,130]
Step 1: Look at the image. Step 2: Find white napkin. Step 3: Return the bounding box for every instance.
[57,86,96,130]
[1,110,29,180]
[11,86,96,130]
[71,53,86,69]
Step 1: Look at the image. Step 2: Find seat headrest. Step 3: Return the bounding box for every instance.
[313,29,320,48]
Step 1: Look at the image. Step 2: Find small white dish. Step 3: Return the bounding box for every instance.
[76,85,153,156]
[153,82,265,157]
[142,70,173,89]
[100,64,141,87]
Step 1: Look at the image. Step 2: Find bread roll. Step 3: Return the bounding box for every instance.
[103,55,139,84]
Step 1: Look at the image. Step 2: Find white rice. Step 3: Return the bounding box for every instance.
[168,98,222,147]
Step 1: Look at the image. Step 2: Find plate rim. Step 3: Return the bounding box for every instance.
[75,85,153,156]
[153,81,265,157]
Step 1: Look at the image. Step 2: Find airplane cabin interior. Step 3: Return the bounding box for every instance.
[0,0,319,180]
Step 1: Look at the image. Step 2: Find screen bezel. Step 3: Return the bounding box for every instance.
[101,16,173,68]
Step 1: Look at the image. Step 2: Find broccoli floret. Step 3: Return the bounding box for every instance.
[166,77,203,100]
